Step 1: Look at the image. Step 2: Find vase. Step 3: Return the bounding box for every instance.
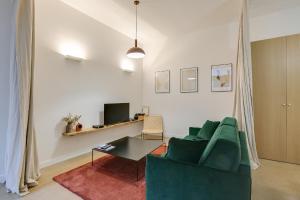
[76,123,83,132]
[66,123,74,133]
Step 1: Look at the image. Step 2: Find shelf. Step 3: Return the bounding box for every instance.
[63,119,144,136]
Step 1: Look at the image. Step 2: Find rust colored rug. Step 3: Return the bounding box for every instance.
[53,145,166,200]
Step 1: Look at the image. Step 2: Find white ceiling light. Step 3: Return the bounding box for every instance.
[126,0,145,59]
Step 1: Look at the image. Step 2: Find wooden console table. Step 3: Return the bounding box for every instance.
[63,119,143,136]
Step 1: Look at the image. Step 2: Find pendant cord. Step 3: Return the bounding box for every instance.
[135,2,138,41]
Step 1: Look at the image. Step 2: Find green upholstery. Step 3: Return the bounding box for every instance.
[146,155,251,200]
[184,135,201,141]
[166,137,208,164]
[197,120,220,140]
[185,127,203,141]
[199,125,241,172]
[219,117,237,127]
[238,131,251,175]
[188,127,201,136]
[146,117,251,200]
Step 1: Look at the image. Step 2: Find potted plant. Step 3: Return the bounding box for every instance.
[63,113,81,133]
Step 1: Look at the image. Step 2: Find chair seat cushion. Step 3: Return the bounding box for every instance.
[197,120,220,140]
[142,129,163,134]
[166,137,208,164]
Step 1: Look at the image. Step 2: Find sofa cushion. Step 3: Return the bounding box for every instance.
[189,127,201,136]
[199,124,241,172]
[184,135,203,141]
[166,137,208,164]
[219,117,237,127]
[197,120,220,140]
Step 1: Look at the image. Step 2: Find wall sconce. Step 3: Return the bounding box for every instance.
[64,55,84,62]
[120,59,135,72]
[59,42,86,62]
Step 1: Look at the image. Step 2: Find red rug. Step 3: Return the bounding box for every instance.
[53,145,167,200]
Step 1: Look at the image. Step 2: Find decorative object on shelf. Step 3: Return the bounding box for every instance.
[126,0,145,59]
[211,63,233,92]
[76,123,83,132]
[155,70,170,93]
[63,113,81,133]
[142,106,149,116]
[134,113,139,120]
[92,125,104,129]
[134,113,145,120]
[138,113,145,120]
[180,67,198,93]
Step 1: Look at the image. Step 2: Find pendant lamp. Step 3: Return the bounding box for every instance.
[127,0,145,59]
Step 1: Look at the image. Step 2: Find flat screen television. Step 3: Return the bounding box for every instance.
[104,103,130,125]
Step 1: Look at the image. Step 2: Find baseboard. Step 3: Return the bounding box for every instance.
[39,148,91,169]
[39,134,164,169]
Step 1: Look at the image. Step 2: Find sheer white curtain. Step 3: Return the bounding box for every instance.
[234,0,260,169]
[4,0,40,195]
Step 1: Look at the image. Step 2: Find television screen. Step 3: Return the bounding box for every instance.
[104,103,130,125]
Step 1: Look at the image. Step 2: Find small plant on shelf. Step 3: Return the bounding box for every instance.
[63,113,81,133]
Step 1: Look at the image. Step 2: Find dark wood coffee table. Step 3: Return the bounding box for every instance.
[92,136,163,180]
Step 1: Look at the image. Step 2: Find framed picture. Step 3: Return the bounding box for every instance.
[180,67,198,93]
[142,106,149,116]
[211,63,232,92]
[155,70,170,93]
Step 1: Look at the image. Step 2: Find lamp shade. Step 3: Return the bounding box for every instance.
[127,46,145,59]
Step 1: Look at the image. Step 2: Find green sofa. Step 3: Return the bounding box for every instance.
[146,117,251,200]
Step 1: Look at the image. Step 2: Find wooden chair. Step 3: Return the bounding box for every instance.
[142,115,163,141]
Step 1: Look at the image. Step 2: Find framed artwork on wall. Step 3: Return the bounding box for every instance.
[142,106,149,115]
[180,67,198,93]
[211,63,233,92]
[155,70,170,93]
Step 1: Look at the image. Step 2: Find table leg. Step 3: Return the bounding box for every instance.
[92,149,94,166]
[136,160,139,181]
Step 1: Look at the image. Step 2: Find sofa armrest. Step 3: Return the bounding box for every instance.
[146,155,251,200]
[189,127,201,136]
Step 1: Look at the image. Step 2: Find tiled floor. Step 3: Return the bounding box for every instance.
[1,155,300,200]
[252,160,300,200]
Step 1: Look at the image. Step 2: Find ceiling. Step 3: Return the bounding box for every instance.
[249,0,300,17]
[111,0,241,37]
[61,0,300,42]
[60,0,300,66]
[61,0,241,41]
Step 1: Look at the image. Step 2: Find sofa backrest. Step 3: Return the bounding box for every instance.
[199,118,241,172]
[238,131,251,175]
[219,117,238,127]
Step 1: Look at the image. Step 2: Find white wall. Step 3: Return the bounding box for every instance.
[142,23,239,138]
[0,1,14,181]
[35,0,143,168]
[142,5,300,139]
[250,6,300,41]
